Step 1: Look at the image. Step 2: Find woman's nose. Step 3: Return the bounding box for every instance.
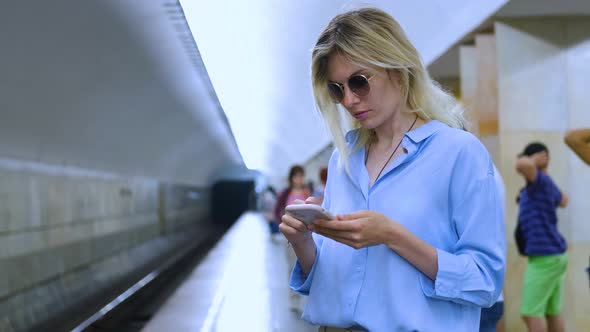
[341,85,360,107]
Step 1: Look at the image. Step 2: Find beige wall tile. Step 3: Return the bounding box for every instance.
[566,243,590,331]
[481,135,500,167]
[41,176,73,226]
[0,231,46,258]
[0,171,33,232]
[504,243,527,332]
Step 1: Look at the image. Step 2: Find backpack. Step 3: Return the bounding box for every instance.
[514,188,527,256]
[514,223,526,256]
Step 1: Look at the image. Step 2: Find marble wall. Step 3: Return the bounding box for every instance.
[496,17,590,331]
[0,161,211,331]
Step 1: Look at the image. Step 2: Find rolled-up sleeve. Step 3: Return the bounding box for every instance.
[420,139,506,307]
[290,233,324,295]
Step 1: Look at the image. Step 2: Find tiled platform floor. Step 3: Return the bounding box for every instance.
[142,212,317,332]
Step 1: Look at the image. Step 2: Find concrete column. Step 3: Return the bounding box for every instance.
[475,34,500,164]
[459,45,479,136]
[459,36,500,165]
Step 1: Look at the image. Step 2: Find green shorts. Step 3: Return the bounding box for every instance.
[520,254,568,317]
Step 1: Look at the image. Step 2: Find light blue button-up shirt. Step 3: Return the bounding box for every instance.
[290,120,506,332]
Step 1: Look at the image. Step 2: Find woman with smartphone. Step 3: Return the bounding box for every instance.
[279,7,505,332]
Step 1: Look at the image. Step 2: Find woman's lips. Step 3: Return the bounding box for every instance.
[353,111,370,120]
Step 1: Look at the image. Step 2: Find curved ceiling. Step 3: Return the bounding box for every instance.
[0,0,511,186]
[180,0,508,180]
[0,0,242,186]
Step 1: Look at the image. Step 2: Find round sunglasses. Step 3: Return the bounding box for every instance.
[327,74,373,104]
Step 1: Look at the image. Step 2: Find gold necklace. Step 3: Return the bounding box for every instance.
[367,114,418,182]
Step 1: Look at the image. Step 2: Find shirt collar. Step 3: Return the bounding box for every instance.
[405,119,445,143]
[345,129,360,144]
[345,120,445,144]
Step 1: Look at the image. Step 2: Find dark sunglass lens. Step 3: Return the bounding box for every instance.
[327,83,343,103]
[349,75,370,96]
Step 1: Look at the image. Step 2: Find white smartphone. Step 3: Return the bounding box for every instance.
[285,204,334,225]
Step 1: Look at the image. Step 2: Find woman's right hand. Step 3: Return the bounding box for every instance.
[279,198,320,276]
[279,199,312,245]
[279,197,321,246]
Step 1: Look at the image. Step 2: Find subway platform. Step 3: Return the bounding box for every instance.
[141,212,317,332]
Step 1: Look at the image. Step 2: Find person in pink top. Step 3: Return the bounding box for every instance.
[274,165,311,222]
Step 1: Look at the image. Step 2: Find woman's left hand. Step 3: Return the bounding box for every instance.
[311,210,396,249]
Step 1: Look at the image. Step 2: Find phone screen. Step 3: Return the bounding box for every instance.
[286,205,333,225]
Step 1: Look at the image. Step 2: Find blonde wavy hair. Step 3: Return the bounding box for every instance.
[311,7,465,168]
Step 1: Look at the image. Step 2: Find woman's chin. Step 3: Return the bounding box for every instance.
[357,119,378,129]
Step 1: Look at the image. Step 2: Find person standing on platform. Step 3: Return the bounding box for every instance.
[515,142,568,332]
[275,165,311,313]
[280,8,505,331]
[312,167,328,204]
